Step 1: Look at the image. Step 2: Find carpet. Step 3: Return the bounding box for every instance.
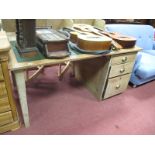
[5,66,155,135]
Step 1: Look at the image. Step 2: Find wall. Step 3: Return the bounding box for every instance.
[2,19,105,32]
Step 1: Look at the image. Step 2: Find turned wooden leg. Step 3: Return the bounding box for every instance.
[133,84,137,88]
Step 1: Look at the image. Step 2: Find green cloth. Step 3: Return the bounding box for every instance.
[10,41,45,62]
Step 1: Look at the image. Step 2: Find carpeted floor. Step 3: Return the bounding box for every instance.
[5,67,155,135]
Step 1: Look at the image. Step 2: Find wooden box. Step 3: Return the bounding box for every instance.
[36,29,69,58]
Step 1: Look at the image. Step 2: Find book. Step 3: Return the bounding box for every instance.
[36,29,70,58]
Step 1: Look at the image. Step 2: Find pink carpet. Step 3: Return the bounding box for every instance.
[5,67,155,135]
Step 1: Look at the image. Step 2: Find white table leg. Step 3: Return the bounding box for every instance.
[14,70,30,128]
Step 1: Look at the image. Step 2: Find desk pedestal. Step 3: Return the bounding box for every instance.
[74,52,137,100]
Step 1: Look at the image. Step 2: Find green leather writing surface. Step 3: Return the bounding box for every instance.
[10,41,45,62]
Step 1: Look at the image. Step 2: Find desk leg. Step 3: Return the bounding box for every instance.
[74,57,110,100]
[14,70,30,128]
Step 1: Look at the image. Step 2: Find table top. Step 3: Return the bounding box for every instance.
[7,32,142,71]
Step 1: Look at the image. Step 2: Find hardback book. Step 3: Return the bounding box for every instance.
[36,28,70,58]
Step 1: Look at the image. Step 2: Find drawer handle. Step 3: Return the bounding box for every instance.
[122,57,127,63]
[120,68,125,73]
[115,84,120,89]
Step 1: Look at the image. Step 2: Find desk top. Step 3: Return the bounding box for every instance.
[7,32,142,71]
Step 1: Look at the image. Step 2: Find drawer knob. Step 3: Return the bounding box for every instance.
[120,68,125,73]
[115,84,120,89]
[122,57,127,63]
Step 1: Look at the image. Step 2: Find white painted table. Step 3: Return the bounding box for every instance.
[8,33,141,127]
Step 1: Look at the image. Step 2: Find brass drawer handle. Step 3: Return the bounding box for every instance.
[122,57,127,63]
[120,68,125,73]
[115,84,120,89]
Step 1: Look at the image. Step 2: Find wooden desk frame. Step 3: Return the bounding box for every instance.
[8,42,141,127]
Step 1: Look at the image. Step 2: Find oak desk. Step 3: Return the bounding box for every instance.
[8,33,141,127]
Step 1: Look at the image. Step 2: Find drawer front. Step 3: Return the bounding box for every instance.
[109,62,134,78]
[0,97,11,113]
[0,64,4,81]
[111,53,136,65]
[104,74,131,99]
[0,111,13,126]
[0,82,7,97]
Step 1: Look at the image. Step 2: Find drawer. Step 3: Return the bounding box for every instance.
[111,53,136,65]
[104,74,131,99]
[0,96,11,113]
[0,111,13,126]
[0,82,7,97]
[0,64,4,81]
[109,62,134,78]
